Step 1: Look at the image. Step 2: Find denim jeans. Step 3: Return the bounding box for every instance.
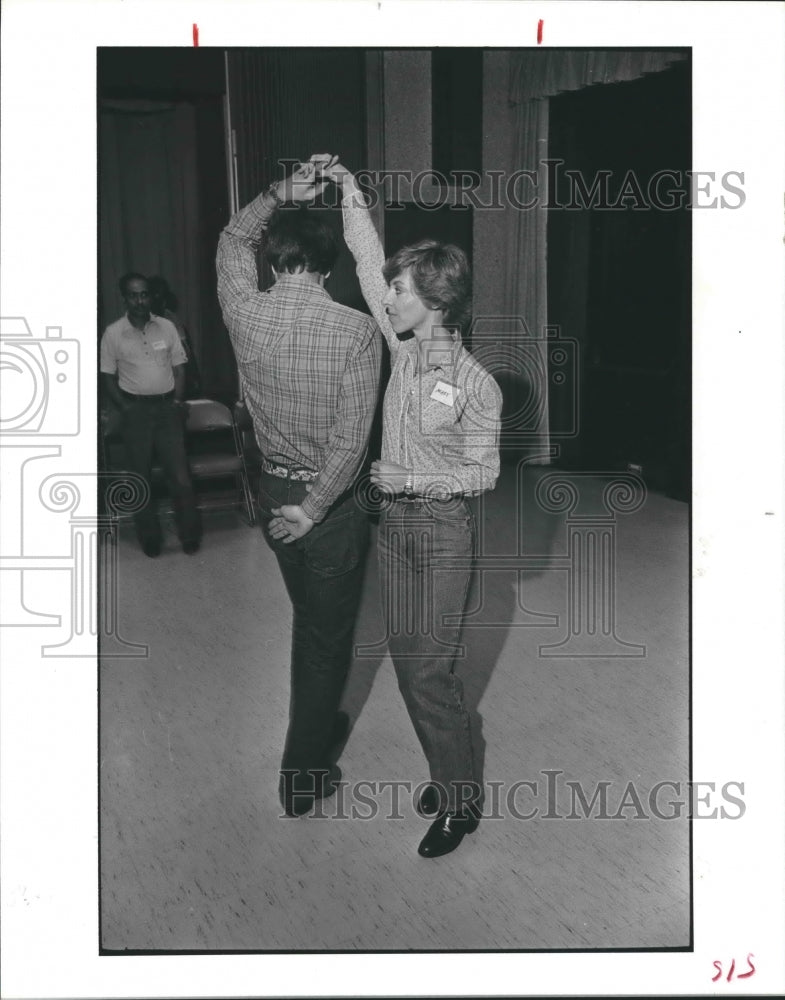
[378,497,479,812]
[258,473,369,796]
[121,396,201,546]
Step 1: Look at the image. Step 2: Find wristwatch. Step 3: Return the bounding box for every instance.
[265,182,283,205]
[404,471,415,497]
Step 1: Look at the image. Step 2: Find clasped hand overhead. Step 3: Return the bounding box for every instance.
[272,154,353,204]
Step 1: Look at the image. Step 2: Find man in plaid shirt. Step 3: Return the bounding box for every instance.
[217,162,382,817]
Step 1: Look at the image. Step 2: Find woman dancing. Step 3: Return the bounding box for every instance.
[319,155,502,859]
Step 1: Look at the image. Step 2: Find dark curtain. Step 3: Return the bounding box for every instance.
[225,49,368,314]
[98,98,236,401]
[98,101,200,345]
[508,48,689,103]
[499,49,689,462]
[548,63,691,497]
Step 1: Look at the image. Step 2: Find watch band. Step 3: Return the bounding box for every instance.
[265,182,283,205]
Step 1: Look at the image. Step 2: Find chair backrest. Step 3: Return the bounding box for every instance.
[184,399,233,433]
[232,399,253,432]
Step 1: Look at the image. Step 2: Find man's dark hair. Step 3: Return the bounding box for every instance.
[266,208,340,276]
[383,240,472,332]
[118,272,149,296]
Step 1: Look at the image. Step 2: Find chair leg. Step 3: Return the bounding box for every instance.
[231,420,256,527]
[237,468,256,527]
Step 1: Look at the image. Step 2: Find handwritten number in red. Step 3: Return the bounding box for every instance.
[193,23,199,47]
[537,19,543,44]
[712,954,756,982]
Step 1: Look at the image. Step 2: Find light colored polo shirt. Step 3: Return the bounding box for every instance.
[100,313,187,395]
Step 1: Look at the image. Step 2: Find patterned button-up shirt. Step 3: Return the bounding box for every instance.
[342,190,502,498]
[216,192,382,523]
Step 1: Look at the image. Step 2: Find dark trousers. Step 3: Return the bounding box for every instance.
[378,498,479,812]
[258,473,369,795]
[121,395,201,546]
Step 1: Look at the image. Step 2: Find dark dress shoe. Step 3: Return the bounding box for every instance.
[281,764,342,818]
[141,538,162,558]
[415,783,443,818]
[417,808,480,859]
[182,537,201,555]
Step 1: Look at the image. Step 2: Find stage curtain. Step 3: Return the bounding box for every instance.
[501,50,688,463]
[509,49,688,104]
[98,100,201,364]
[500,97,552,463]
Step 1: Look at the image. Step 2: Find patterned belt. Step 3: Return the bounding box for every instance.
[261,458,319,482]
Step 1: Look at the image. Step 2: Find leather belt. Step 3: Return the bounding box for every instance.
[394,494,467,504]
[261,458,319,483]
[119,388,175,401]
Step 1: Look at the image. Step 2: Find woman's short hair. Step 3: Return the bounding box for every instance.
[266,207,340,276]
[383,239,472,331]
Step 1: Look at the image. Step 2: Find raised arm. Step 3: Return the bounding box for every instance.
[311,157,398,357]
[215,188,277,339]
[216,161,330,357]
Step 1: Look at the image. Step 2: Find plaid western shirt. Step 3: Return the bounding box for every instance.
[341,189,502,499]
[216,192,382,523]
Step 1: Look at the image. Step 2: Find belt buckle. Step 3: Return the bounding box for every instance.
[263,459,316,482]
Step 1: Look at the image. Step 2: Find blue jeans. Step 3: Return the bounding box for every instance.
[258,473,369,796]
[378,497,479,812]
[121,395,200,546]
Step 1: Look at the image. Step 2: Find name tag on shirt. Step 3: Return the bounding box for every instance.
[152,340,166,350]
[430,380,457,406]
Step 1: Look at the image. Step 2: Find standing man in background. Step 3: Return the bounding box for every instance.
[100,272,201,557]
[147,275,201,397]
[216,162,382,818]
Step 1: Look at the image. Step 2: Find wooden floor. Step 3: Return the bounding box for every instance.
[99,459,690,952]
